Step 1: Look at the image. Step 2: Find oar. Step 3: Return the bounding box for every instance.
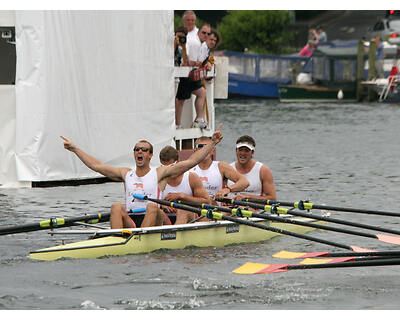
[233,258,400,274]
[0,208,145,236]
[242,198,400,218]
[176,200,400,246]
[216,197,400,236]
[134,195,372,252]
[273,249,400,259]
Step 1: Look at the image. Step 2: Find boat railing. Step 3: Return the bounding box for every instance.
[222,51,309,84]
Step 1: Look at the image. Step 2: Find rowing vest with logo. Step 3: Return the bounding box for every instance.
[228,161,263,196]
[125,168,159,212]
[160,171,192,199]
[190,161,223,197]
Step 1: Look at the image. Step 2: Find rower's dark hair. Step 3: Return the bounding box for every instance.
[236,135,256,148]
[159,146,179,163]
[136,140,153,154]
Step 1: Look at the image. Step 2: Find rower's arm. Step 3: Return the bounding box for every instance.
[255,165,276,200]
[188,172,211,204]
[60,136,129,181]
[220,161,249,192]
[158,124,223,182]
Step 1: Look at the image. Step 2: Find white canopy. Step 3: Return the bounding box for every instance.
[0,10,175,187]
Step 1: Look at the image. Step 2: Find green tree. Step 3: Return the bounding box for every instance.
[217,10,294,54]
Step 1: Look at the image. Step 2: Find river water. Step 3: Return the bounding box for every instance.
[1,99,400,312]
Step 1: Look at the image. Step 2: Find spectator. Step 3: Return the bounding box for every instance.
[192,23,211,67]
[373,35,385,78]
[175,23,211,130]
[174,26,188,66]
[199,28,221,67]
[206,29,221,51]
[298,40,317,56]
[182,10,198,42]
[316,25,327,42]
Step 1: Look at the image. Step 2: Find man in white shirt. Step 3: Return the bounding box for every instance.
[228,135,276,200]
[175,22,211,130]
[182,10,198,42]
[190,136,249,202]
[60,124,223,229]
[159,146,210,224]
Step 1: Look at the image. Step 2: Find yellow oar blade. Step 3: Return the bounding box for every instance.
[232,262,269,274]
[272,250,330,259]
[272,250,306,259]
[233,262,291,274]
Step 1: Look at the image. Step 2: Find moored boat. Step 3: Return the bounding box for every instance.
[278,84,357,102]
[29,215,325,261]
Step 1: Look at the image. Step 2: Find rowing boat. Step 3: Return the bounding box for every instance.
[29,215,325,261]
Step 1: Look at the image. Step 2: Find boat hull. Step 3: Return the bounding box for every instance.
[228,79,280,98]
[29,217,325,261]
[278,84,357,102]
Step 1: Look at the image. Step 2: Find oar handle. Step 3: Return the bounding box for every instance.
[243,198,400,217]
[133,194,215,218]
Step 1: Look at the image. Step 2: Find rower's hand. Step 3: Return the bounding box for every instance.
[233,194,244,201]
[213,187,230,200]
[60,136,76,152]
[211,123,223,145]
[164,192,184,202]
[161,205,177,214]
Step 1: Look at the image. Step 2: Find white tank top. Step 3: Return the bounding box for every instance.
[160,171,192,199]
[228,161,263,196]
[125,168,159,212]
[190,161,223,197]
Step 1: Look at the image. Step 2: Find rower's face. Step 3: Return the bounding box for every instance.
[133,142,152,167]
[236,146,254,164]
[196,139,214,161]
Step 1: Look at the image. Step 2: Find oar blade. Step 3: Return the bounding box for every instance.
[350,246,377,253]
[256,264,290,274]
[232,262,270,274]
[376,234,400,245]
[273,250,330,259]
[300,257,354,265]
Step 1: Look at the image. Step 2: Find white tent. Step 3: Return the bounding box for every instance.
[0,10,175,187]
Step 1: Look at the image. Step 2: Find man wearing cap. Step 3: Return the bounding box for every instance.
[228,135,276,200]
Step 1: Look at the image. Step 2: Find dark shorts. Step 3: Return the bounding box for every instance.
[176,78,202,100]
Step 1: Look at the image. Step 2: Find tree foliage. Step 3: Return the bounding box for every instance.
[217,11,294,54]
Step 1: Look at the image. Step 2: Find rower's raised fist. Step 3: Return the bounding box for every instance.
[212,123,223,144]
[60,136,76,152]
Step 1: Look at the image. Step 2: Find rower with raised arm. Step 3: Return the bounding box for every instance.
[228,135,276,200]
[159,146,210,224]
[189,136,249,203]
[60,124,223,229]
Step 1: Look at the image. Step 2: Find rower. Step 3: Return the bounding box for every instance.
[60,124,223,229]
[159,146,210,224]
[227,135,276,200]
[189,136,249,203]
